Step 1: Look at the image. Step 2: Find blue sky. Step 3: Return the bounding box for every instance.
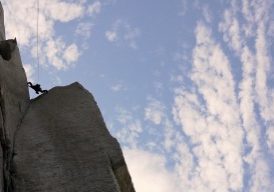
[2,0,274,191]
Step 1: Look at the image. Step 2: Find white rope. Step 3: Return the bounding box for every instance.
[36,0,40,83]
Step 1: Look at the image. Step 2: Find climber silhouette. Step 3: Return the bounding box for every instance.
[27,82,48,94]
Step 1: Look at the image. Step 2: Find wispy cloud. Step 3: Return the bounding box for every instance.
[169,0,274,191]
[219,8,243,53]
[75,22,93,39]
[219,1,274,190]
[63,43,80,65]
[114,107,143,148]
[105,20,140,49]
[173,22,244,191]
[144,98,165,125]
[111,83,127,92]
[105,30,117,42]
[87,1,101,16]
[43,0,84,22]
[202,5,212,23]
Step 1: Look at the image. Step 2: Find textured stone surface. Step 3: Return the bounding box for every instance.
[0,2,135,191]
[0,39,30,192]
[13,83,135,192]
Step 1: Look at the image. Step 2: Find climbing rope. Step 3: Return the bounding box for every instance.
[36,0,40,83]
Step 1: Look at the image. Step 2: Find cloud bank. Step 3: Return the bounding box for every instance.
[117,0,274,191]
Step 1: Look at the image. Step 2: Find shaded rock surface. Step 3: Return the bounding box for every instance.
[0,39,30,192]
[0,2,135,191]
[13,83,135,192]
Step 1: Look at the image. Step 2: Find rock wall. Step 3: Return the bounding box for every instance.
[0,2,135,192]
[0,39,30,192]
[0,2,5,41]
[13,83,135,192]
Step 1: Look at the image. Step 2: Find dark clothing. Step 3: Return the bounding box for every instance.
[27,82,48,94]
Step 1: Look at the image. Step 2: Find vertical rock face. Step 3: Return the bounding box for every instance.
[0,2,5,41]
[0,2,135,192]
[0,39,30,192]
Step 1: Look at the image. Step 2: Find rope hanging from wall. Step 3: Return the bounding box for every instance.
[36,0,40,83]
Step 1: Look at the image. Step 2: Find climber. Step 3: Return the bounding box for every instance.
[27,82,48,94]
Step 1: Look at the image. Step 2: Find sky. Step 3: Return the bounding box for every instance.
[1,0,274,191]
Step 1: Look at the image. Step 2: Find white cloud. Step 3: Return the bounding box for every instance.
[266,125,274,154]
[105,31,117,42]
[43,38,64,69]
[30,38,80,71]
[162,118,180,153]
[87,1,101,16]
[255,21,272,120]
[123,25,140,49]
[172,22,244,192]
[239,46,261,161]
[219,8,243,53]
[114,108,143,148]
[202,6,212,23]
[75,22,93,39]
[63,43,80,65]
[111,83,126,92]
[43,0,84,22]
[169,1,274,191]
[116,108,132,125]
[105,20,140,49]
[116,119,142,148]
[218,1,274,191]
[144,98,165,125]
[124,148,182,192]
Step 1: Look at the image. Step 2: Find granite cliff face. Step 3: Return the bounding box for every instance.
[0,2,135,191]
[13,83,135,192]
